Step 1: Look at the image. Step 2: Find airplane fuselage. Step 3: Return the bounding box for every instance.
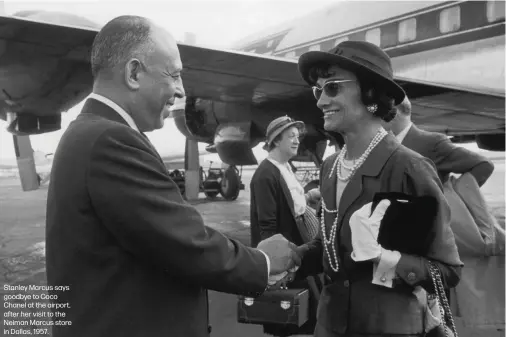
[234,1,505,97]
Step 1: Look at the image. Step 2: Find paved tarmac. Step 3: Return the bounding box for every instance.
[0,170,287,337]
[0,161,504,337]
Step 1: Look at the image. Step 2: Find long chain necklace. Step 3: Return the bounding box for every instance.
[320,128,388,272]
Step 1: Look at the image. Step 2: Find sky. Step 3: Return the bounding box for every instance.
[0,0,335,165]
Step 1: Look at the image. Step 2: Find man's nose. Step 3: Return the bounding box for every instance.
[174,80,185,99]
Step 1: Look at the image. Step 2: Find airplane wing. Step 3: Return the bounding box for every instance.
[179,43,505,134]
[0,13,98,132]
[162,43,506,156]
[0,13,503,156]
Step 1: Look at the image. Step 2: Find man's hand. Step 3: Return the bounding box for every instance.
[257,234,309,275]
[268,271,296,290]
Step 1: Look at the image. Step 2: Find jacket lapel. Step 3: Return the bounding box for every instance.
[80,98,165,166]
[337,134,401,224]
[80,98,130,126]
[321,153,339,211]
[320,154,339,237]
[265,160,296,218]
[141,133,165,164]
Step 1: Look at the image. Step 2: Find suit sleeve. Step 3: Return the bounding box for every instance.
[250,171,279,241]
[433,136,494,186]
[87,127,268,296]
[395,158,462,292]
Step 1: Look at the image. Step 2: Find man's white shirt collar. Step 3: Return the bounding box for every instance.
[88,93,140,133]
[395,122,412,143]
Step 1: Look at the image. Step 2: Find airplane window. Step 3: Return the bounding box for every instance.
[487,0,505,22]
[398,18,417,43]
[309,44,321,51]
[365,28,381,46]
[334,36,349,46]
[439,6,461,34]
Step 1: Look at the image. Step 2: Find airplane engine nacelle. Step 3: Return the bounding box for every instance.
[173,97,218,143]
[214,122,259,166]
[173,97,261,166]
[7,113,61,135]
[476,133,505,152]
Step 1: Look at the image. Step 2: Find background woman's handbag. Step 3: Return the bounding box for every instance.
[300,205,319,242]
[425,261,458,337]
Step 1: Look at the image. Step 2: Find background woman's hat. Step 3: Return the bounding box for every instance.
[263,116,305,151]
[298,40,406,105]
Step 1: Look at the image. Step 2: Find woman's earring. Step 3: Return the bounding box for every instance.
[367,104,378,114]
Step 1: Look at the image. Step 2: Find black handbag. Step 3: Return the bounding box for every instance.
[372,192,458,337]
[237,288,310,328]
[371,192,438,256]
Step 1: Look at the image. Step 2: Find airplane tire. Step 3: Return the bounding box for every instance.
[220,166,240,201]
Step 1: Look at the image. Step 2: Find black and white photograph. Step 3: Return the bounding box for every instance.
[0,0,504,336]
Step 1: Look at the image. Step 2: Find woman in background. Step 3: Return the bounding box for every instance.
[250,115,321,337]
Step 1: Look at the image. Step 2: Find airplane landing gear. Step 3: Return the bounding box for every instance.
[219,166,242,201]
[168,163,244,201]
[200,163,244,201]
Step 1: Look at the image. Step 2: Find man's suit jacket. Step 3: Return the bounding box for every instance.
[302,134,462,335]
[402,124,492,185]
[45,98,268,337]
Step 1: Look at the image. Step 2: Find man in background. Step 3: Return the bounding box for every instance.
[384,96,494,186]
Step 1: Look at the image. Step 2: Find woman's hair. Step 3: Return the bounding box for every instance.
[266,133,282,152]
[308,62,397,122]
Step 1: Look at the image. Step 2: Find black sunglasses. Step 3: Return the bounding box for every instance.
[312,79,354,100]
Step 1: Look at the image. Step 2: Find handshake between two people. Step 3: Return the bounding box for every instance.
[257,234,309,290]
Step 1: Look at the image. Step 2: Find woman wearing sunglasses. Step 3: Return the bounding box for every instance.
[294,41,463,337]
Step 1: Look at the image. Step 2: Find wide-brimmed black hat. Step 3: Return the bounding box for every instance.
[298,40,406,105]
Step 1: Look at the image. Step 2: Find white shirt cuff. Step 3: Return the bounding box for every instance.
[372,248,401,288]
[268,271,288,285]
[259,249,271,276]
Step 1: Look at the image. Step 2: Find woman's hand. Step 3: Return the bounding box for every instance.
[349,200,391,262]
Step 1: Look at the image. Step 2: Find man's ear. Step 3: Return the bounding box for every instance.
[124,58,142,90]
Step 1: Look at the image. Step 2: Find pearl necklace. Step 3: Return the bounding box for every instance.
[321,128,388,272]
[340,157,355,170]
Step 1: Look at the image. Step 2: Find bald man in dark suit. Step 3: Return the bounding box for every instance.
[46,16,303,337]
[384,97,494,186]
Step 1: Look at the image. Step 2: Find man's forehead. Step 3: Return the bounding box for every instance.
[169,58,183,72]
[150,34,182,71]
[151,25,179,55]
